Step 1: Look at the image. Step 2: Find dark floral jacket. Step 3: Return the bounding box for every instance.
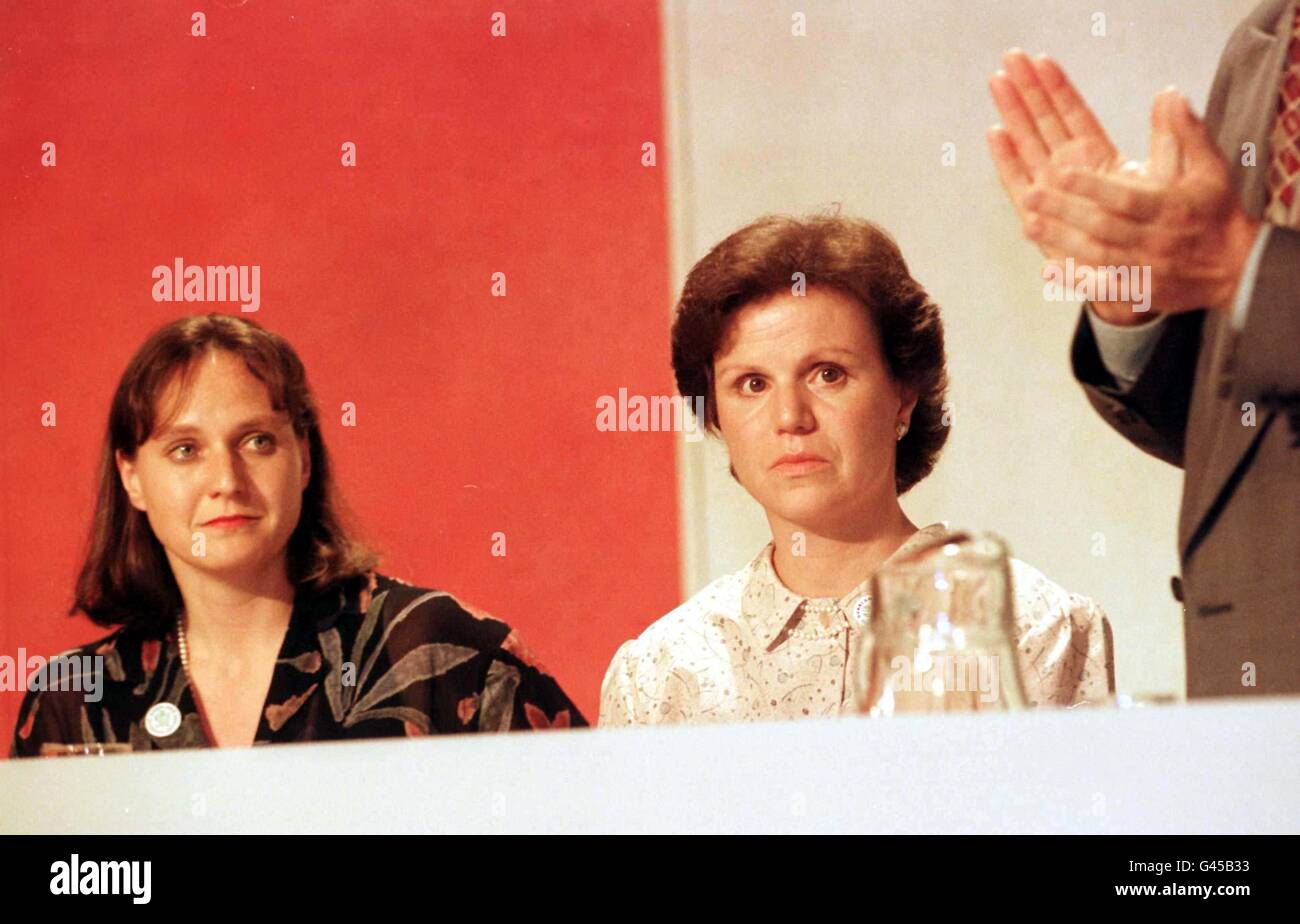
[10,573,585,756]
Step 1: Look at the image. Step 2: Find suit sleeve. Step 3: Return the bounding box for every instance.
[1071,307,1205,469]
[1066,8,1270,469]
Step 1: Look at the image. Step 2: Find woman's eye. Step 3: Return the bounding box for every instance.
[817,365,845,384]
[739,376,766,395]
[169,444,196,461]
[247,433,276,452]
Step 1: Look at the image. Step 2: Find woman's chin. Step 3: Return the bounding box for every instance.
[168,541,277,579]
[762,495,846,531]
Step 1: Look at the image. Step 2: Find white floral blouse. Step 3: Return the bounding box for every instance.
[599,523,1115,725]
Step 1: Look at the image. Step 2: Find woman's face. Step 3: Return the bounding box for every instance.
[712,286,916,535]
[116,350,312,586]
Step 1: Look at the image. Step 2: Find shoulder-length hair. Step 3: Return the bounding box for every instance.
[74,313,378,634]
[671,211,949,495]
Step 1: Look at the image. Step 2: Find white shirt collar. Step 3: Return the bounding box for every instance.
[741,522,954,650]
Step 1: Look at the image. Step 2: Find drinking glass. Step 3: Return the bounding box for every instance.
[854,531,1027,716]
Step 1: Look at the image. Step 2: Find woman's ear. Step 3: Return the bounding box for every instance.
[299,436,312,490]
[115,449,148,512]
[898,386,920,431]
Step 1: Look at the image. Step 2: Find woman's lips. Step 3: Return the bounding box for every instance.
[202,515,260,528]
[771,454,828,474]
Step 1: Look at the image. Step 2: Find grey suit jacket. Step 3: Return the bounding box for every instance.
[1071,0,1300,697]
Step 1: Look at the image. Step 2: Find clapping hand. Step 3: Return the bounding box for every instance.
[988,50,1259,324]
[1023,88,1259,321]
[987,49,1132,254]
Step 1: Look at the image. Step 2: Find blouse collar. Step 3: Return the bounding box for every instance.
[741,522,953,651]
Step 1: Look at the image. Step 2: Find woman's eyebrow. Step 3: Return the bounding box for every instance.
[807,346,857,360]
[717,347,858,379]
[153,415,284,440]
[713,361,761,380]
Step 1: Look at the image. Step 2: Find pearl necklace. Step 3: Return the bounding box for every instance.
[784,596,872,641]
[176,612,192,676]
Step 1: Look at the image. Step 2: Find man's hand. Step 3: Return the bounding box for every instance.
[987,49,1128,255]
[987,49,1153,322]
[1023,88,1260,319]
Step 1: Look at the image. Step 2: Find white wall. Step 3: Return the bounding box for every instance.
[663,0,1261,698]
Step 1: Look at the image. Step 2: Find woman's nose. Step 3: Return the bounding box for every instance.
[772,384,816,434]
[206,448,248,496]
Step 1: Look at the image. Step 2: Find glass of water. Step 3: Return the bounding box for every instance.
[854,531,1027,716]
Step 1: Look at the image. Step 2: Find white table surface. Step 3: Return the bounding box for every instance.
[2,697,1296,834]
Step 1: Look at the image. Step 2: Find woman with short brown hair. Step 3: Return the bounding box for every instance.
[600,212,1114,725]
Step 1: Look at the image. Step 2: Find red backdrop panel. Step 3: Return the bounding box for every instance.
[0,0,679,742]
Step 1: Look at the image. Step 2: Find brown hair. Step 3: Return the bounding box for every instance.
[74,313,378,634]
[671,211,949,495]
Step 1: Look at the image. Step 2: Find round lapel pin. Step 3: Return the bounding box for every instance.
[144,702,182,738]
[852,596,872,627]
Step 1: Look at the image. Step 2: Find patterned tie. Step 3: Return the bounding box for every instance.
[1266,5,1300,225]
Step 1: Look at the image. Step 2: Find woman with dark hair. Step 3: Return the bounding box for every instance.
[600,213,1114,725]
[12,314,583,756]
